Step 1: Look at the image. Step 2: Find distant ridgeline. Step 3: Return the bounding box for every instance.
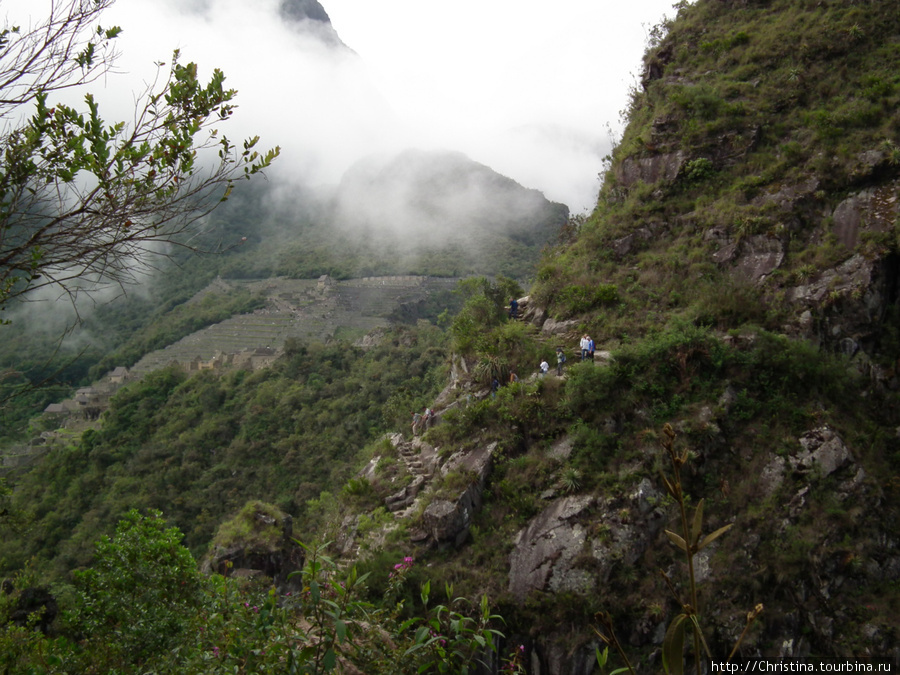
[129,274,458,377]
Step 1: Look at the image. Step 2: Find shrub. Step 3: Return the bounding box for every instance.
[68,509,202,669]
[555,283,619,317]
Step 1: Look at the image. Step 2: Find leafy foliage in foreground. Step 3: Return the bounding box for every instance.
[0,510,523,675]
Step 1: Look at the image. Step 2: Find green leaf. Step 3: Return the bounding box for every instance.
[322,647,336,671]
[692,499,705,547]
[335,618,347,644]
[665,529,688,552]
[697,523,733,551]
[662,613,687,675]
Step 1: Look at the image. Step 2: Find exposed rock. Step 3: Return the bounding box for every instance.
[541,317,579,336]
[789,426,852,477]
[508,485,666,603]
[733,235,784,283]
[517,295,547,328]
[594,350,613,364]
[616,151,686,188]
[353,328,388,349]
[612,227,655,257]
[202,502,303,587]
[706,225,739,265]
[751,177,820,211]
[422,442,496,545]
[508,495,594,602]
[831,182,900,249]
[759,455,787,498]
[547,435,574,461]
[785,254,877,308]
[705,228,786,281]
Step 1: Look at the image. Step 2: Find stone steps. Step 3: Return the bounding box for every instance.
[385,436,441,516]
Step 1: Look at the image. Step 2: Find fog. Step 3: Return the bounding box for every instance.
[0,0,678,337]
[0,0,677,213]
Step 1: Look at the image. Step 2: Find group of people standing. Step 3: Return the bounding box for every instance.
[579,334,595,362]
[538,334,595,377]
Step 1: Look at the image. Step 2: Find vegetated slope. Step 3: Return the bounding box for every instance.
[0,324,448,577]
[462,0,900,667]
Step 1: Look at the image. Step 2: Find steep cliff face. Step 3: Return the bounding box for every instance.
[506,0,900,668]
[535,0,900,361]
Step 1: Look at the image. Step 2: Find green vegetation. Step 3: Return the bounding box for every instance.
[3,0,900,671]
[1,511,523,674]
[0,323,448,577]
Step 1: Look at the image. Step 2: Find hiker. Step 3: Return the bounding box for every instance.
[509,297,518,320]
[588,335,595,361]
[539,359,549,376]
[509,371,519,384]
[491,377,500,398]
[424,407,434,429]
[580,334,590,361]
[556,347,566,376]
[411,411,422,436]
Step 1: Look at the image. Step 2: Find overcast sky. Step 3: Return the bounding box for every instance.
[6,0,678,212]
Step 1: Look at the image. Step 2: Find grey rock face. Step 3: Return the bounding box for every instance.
[422,442,496,545]
[508,495,594,602]
[831,182,899,250]
[508,483,666,603]
[616,151,686,187]
[790,426,853,477]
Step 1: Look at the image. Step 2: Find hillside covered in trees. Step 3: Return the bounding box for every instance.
[2,0,900,673]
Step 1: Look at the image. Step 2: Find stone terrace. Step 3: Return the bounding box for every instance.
[131,275,457,377]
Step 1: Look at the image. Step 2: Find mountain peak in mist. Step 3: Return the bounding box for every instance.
[279,0,331,24]
[279,0,348,47]
[331,149,568,247]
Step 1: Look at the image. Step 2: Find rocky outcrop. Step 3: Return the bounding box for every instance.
[508,478,666,603]
[202,502,302,588]
[616,151,686,189]
[422,442,497,546]
[831,181,899,250]
[541,317,579,337]
[789,426,853,477]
